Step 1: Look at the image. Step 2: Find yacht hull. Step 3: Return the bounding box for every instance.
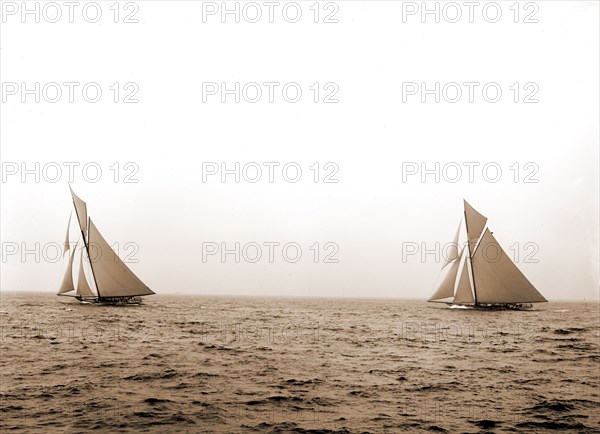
[75,296,144,305]
[448,303,534,311]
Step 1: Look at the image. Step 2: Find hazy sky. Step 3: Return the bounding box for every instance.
[1,1,598,300]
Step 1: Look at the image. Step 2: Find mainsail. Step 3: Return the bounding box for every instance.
[472,229,547,303]
[88,219,155,297]
[57,186,154,301]
[429,200,546,306]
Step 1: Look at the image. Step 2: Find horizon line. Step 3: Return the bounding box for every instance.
[1,289,598,303]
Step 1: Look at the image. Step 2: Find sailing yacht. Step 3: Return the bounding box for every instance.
[57,186,155,304]
[429,200,547,310]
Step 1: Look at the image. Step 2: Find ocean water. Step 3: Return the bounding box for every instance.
[0,293,598,433]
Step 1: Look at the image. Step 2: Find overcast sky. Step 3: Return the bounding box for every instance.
[1,1,598,300]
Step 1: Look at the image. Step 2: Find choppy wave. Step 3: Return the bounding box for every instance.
[1,294,598,433]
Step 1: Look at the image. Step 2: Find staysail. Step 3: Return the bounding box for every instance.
[472,229,547,303]
[76,248,95,297]
[87,219,155,297]
[453,257,475,304]
[58,247,76,294]
[63,213,71,256]
[429,251,462,302]
[442,222,461,268]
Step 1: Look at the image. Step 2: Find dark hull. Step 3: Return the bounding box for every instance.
[449,303,534,311]
[75,296,144,305]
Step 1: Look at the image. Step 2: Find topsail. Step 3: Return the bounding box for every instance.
[69,185,88,239]
[464,199,487,251]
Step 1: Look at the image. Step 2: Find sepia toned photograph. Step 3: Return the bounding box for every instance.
[1,1,598,433]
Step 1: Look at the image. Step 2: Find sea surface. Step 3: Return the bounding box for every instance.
[0,293,598,433]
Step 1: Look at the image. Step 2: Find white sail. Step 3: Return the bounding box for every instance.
[69,185,88,237]
[472,229,547,304]
[453,256,474,304]
[88,219,154,297]
[76,248,95,297]
[429,253,461,302]
[442,221,461,268]
[464,200,487,251]
[63,213,71,256]
[58,247,76,294]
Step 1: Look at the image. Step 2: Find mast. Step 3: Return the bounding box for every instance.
[70,190,102,299]
[464,210,478,305]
